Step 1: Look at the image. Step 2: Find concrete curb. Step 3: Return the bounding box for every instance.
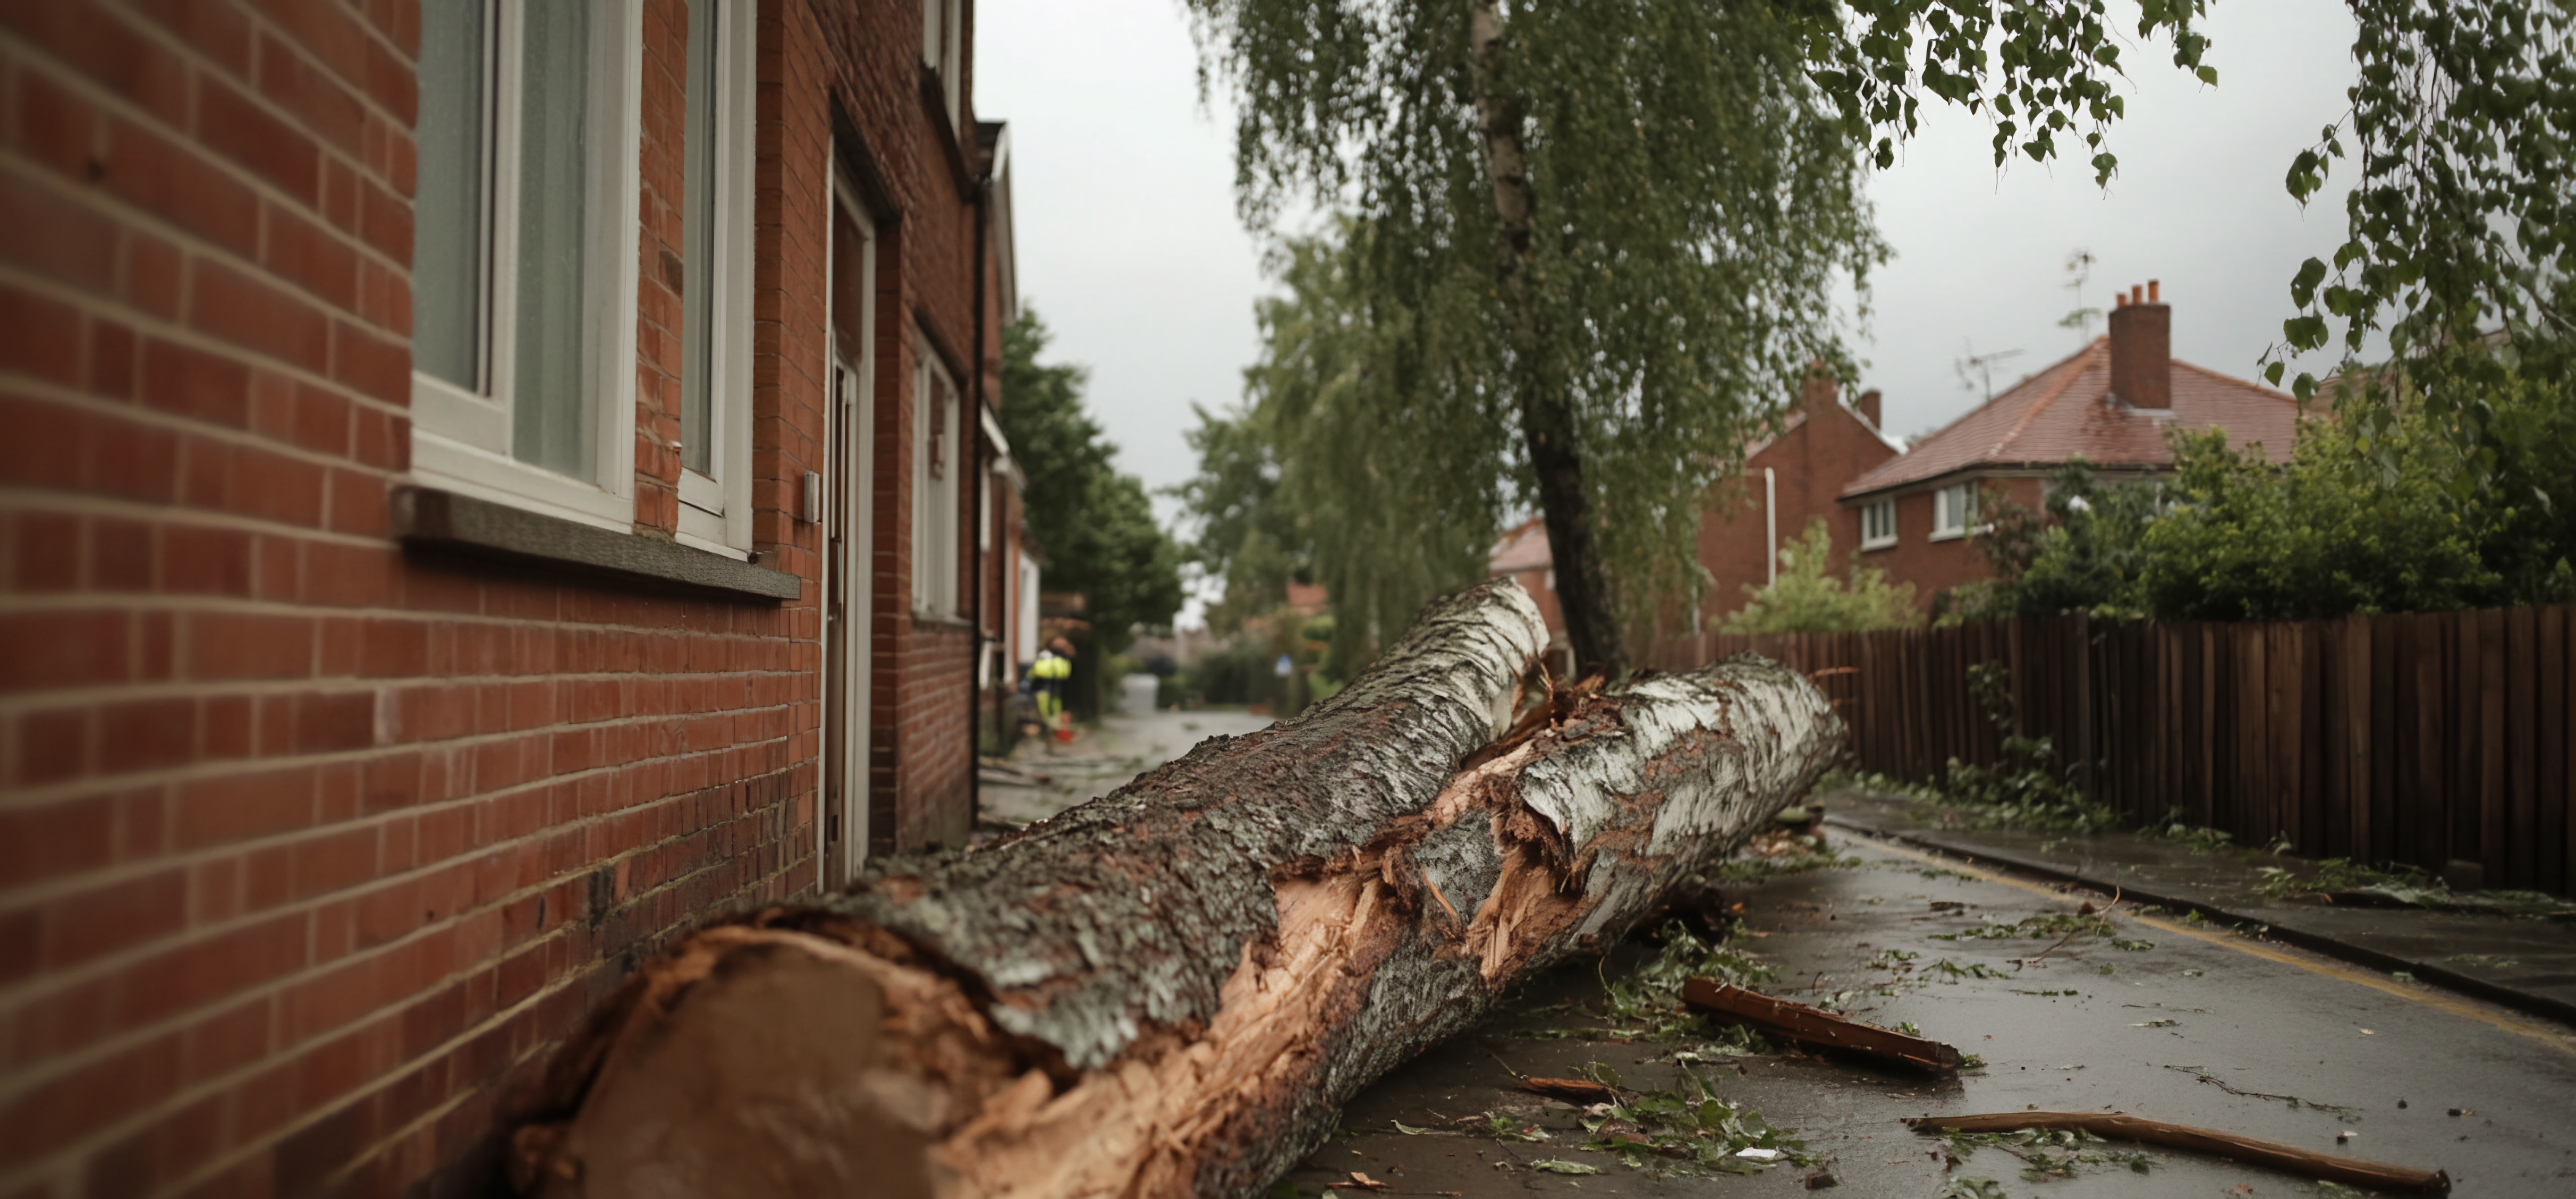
[1824,814,2576,1032]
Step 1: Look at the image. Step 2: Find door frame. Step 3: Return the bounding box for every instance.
[822,167,877,886]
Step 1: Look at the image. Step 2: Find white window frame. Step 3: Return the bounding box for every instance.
[1859,497,1897,550]
[674,0,758,558]
[1930,483,1978,541]
[912,337,962,617]
[409,0,643,533]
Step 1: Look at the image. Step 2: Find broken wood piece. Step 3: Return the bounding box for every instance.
[1517,1077,1620,1104]
[503,579,1849,1199]
[1905,1112,2449,1195]
[1680,979,1963,1074]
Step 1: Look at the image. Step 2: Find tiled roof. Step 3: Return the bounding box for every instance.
[1840,339,2300,497]
[1489,517,1550,575]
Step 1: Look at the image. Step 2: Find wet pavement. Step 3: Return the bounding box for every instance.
[977,706,1273,830]
[1282,831,2576,1198]
[1822,789,2576,1027]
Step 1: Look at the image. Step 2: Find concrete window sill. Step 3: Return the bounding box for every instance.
[392,485,802,601]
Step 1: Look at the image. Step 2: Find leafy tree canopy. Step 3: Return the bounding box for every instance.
[1186,0,2576,667]
[1188,0,1888,669]
[998,310,1184,654]
[1177,233,1505,672]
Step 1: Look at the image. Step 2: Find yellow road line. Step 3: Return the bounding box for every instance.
[1847,831,2576,1056]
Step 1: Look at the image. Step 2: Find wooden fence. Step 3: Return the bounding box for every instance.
[1646,605,2576,896]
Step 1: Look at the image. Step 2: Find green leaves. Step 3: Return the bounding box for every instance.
[999,313,1184,653]
[1187,1,1885,637]
[1723,519,1920,634]
[2256,1,2576,467]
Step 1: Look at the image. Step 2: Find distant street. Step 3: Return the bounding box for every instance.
[1289,834,2576,1197]
[979,706,1274,830]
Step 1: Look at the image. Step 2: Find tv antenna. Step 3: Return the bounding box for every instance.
[1954,341,2026,402]
[2058,248,2103,343]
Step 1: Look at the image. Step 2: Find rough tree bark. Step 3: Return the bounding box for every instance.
[505,580,1842,1198]
[1467,0,1626,677]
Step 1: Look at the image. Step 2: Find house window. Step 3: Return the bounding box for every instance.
[676,0,756,555]
[1860,498,1897,549]
[1931,483,1978,539]
[913,340,962,615]
[922,0,962,127]
[412,1,642,530]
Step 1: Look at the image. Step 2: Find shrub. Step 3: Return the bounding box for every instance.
[1723,520,1919,634]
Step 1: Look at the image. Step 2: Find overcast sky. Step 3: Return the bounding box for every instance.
[975,0,2364,508]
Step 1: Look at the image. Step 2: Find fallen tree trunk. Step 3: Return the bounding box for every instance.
[506,580,1845,1198]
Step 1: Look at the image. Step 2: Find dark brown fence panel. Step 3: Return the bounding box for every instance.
[1646,603,2576,896]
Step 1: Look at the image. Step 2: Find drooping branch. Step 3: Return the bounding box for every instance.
[505,579,1843,1197]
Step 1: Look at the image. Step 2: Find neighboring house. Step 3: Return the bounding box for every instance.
[1486,366,1901,643]
[1693,366,1903,626]
[1838,282,2301,606]
[0,2,1017,1194]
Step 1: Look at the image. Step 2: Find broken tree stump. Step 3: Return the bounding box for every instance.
[505,579,1845,1198]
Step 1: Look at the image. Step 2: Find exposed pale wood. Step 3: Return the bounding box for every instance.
[1906,1111,2450,1194]
[1680,979,1960,1074]
[506,579,1844,1197]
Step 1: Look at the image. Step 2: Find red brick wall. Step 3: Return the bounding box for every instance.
[1694,375,1901,626]
[0,1,993,1194]
[1845,475,2046,609]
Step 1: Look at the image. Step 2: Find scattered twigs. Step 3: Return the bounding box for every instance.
[1905,1112,2449,1195]
[1518,1077,1621,1104]
[2020,926,2081,966]
[1681,979,1962,1074]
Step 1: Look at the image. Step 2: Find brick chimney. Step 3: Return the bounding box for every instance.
[1798,360,1837,415]
[1855,388,1882,430]
[2108,279,2170,410]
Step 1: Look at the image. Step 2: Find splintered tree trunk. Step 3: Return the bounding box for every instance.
[506,580,1843,1199]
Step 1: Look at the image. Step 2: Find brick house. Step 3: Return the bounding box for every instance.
[1691,366,1902,627]
[1486,366,1900,643]
[1837,282,2301,607]
[0,0,1022,1194]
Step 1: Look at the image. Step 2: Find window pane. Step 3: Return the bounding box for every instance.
[416,1,487,390]
[512,2,596,479]
[679,0,718,477]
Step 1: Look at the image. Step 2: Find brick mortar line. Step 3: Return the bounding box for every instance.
[0,485,402,555]
[209,837,821,1198]
[0,261,416,455]
[0,670,815,713]
[0,707,809,822]
[0,582,823,630]
[0,762,812,1043]
[0,56,417,335]
[2,850,809,1194]
[3,11,420,282]
[146,0,427,137]
[0,704,815,810]
[0,730,809,911]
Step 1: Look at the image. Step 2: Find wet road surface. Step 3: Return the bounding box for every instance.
[1285,832,2576,1197]
[979,707,1273,830]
